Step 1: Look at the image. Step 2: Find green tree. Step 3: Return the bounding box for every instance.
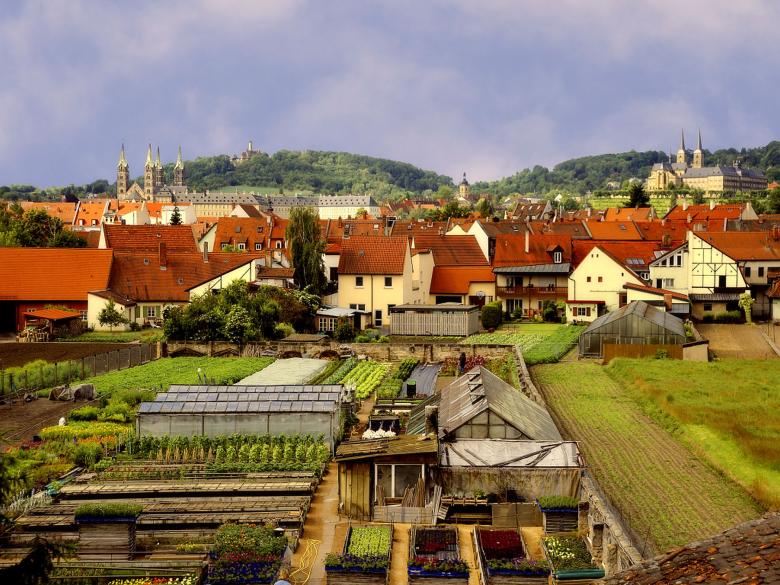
[738,292,755,325]
[691,190,705,205]
[223,306,252,345]
[169,205,182,225]
[333,317,355,341]
[286,207,326,295]
[475,197,494,217]
[624,183,649,207]
[97,299,129,332]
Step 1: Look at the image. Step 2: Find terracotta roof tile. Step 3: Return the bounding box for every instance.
[213,217,275,252]
[585,220,644,240]
[412,234,487,265]
[623,282,689,301]
[602,207,655,222]
[338,235,408,275]
[697,231,780,261]
[573,240,662,270]
[108,251,256,302]
[664,203,747,221]
[430,266,495,294]
[0,248,112,301]
[493,234,572,267]
[23,308,81,320]
[20,201,78,223]
[102,224,198,253]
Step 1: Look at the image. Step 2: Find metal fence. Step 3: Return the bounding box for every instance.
[0,344,158,396]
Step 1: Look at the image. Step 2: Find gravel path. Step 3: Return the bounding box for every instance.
[234,357,327,385]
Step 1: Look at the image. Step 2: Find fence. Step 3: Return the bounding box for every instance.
[0,344,158,396]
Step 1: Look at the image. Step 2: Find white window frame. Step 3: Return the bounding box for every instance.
[146,306,157,319]
[553,251,562,263]
[255,243,262,251]
[237,243,246,251]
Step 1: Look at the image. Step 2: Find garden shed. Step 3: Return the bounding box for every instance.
[437,439,582,502]
[389,303,481,336]
[137,384,344,451]
[578,300,686,359]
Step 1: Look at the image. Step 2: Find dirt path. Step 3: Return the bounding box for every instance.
[0,398,92,448]
[389,523,410,585]
[521,527,544,559]
[697,324,778,359]
[457,525,480,585]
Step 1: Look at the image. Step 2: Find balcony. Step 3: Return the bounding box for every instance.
[496,285,568,298]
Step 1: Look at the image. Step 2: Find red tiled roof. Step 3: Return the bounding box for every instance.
[572,240,662,270]
[103,224,198,253]
[256,266,294,279]
[585,220,643,240]
[412,234,487,265]
[20,201,78,223]
[623,282,689,301]
[0,248,112,301]
[74,200,109,226]
[108,251,257,302]
[213,217,274,252]
[697,231,780,261]
[477,220,531,237]
[338,236,408,275]
[565,299,605,304]
[634,221,688,245]
[493,234,572,267]
[429,267,495,294]
[602,207,654,222]
[529,221,591,238]
[664,203,746,221]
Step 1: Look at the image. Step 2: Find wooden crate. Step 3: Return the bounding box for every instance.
[542,511,578,534]
[77,521,136,560]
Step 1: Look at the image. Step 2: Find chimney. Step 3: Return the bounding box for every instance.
[524,229,530,254]
[687,213,692,224]
[682,198,688,211]
[202,241,209,262]
[663,293,673,311]
[159,242,167,270]
[710,200,716,211]
[424,405,438,435]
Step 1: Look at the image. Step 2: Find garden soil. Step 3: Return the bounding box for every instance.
[0,342,129,368]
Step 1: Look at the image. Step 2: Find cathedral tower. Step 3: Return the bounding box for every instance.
[174,146,185,187]
[144,144,155,198]
[692,129,703,169]
[676,129,687,165]
[154,146,164,190]
[117,144,129,198]
[459,172,471,200]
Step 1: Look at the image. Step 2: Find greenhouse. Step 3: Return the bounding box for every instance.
[578,300,686,359]
[137,384,345,450]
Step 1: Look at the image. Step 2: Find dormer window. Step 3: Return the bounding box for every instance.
[553,251,562,264]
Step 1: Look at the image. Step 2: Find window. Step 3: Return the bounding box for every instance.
[91,219,98,226]
[275,241,283,249]
[358,304,365,311]
[375,464,423,500]
[255,243,262,251]
[663,278,675,288]
[597,276,603,283]
[586,276,592,283]
[718,275,727,288]
[329,267,338,281]
[80,310,88,322]
[384,276,393,288]
[745,267,751,278]
[374,310,382,326]
[758,267,765,277]
[355,276,364,288]
[704,303,713,311]
[237,243,246,251]
[221,243,229,251]
[553,251,562,263]
[146,306,157,318]
[575,307,591,317]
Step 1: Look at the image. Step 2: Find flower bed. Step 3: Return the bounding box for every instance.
[541,535,604,580]
[325,525,392,581]
[477,528,550,580]
[107,578,197,585]
[537,496,579,512]
[408,527,469,581]
[74,503,142,523]
[208,524,287,585]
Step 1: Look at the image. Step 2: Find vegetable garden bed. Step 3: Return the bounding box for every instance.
[325,524,393,584]
[476,528,549,584]
[340,360,390,399]
[541,534,604,582]
[408,526,469,583]
[207,523,287,585]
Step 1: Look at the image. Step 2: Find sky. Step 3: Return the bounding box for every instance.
[1,0,779,187]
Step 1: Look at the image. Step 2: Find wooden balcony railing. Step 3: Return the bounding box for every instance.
[496,286,568,298]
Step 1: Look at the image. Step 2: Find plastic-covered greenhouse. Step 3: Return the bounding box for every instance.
[578,301,686,358]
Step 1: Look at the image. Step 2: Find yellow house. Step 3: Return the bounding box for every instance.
[566,245,645,323]
[336,235,419,327]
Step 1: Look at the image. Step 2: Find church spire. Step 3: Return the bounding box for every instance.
[696,128,702,151]
[680,128,686,152]
[676,129,687,165]
[146,144,153,166]
[155,146,162,169]
[118,144,128,169]
[174,145,183,170]
[693,129,704,168]
[173,145,185,188]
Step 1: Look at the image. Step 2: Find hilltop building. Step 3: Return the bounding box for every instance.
[646,130,767,194]
[117,144,187,202]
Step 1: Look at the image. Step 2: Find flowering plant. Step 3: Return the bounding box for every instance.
[408,556,469,574]
[542,535,593,571]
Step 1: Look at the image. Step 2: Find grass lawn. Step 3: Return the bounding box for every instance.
[605,358,780,509]
[61,330,165,343]
[80,356,275,395]
[533,362,761,553]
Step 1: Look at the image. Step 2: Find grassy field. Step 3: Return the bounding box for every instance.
[587,196,671,216]
[605,358,780,509]
[463,323,584,366]
[533,362,761,553]
[61,330,165,343]
[80,357,275,395]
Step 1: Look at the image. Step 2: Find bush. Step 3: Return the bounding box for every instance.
[274,322,295,339]
[73,443,104,467]
[713,310,743,324]
[68,405,100,421]
[355,334,371,343]
[333,318,355,342]
[481,302,503,330]
[128,321,141,331]
[98,399,135,423]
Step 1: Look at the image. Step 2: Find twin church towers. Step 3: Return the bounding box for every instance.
[116,144,186,201]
